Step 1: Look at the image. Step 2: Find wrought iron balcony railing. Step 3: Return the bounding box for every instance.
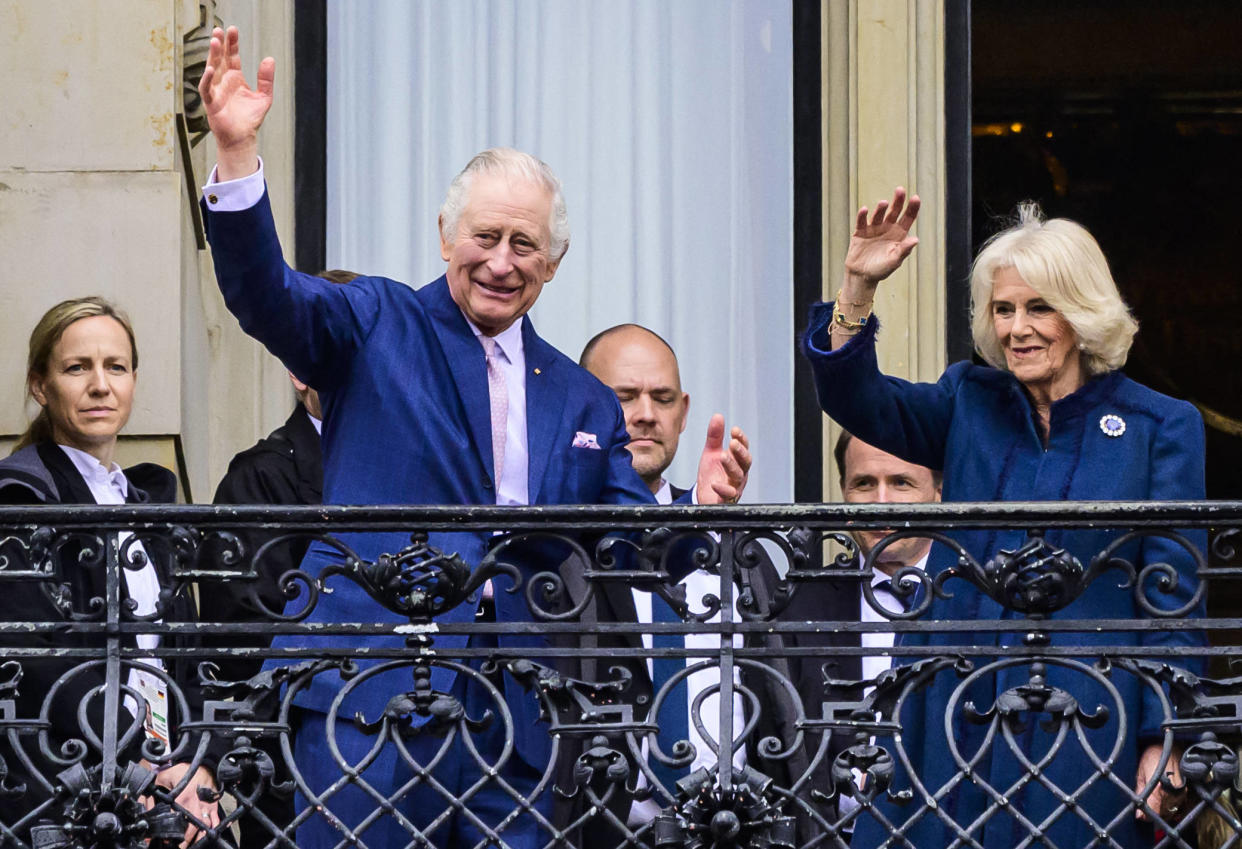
[0,502,1237,849]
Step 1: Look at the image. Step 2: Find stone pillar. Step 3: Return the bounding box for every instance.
[0,0,295,501]
[820,0,947,500]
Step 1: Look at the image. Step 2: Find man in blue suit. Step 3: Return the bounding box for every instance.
[198,26,751,849]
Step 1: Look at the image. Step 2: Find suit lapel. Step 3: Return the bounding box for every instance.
[423,278,496,484]
[522,319,567,504]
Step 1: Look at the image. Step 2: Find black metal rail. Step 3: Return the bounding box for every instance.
[0,503,1237,849]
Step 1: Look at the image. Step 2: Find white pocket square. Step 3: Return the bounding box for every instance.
[572,431,601,450]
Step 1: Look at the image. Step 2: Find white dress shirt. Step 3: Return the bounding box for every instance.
[202,159,268,209]
[628,479,746,825]
[859,551,929,684]
[838,550,930,824]
[58,445,162,650]
[57,446,164,724]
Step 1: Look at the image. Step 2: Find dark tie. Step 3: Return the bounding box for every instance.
[877,578,910,612]
[650,593,690,791]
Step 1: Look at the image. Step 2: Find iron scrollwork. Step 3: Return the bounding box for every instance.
[0,502,1234,848]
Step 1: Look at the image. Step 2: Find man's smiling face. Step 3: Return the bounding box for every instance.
[440,173,561,336]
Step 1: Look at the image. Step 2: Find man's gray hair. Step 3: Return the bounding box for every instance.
[439,147,570,261]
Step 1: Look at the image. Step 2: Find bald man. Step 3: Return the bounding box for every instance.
[579,324,691,499]
[572,324,765,835]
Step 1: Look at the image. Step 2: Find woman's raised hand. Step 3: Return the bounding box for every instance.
[843,187,921,289]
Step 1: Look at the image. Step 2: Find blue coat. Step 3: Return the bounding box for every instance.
[205,193,661,767]
[802,304,1206,848]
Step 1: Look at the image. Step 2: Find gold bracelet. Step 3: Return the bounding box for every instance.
[836,288,873,309]
[833,304,871,332]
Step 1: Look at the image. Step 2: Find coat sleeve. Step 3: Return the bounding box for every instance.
[1134,400,1208,742]
[204,190,382,393]
[801,302,956,471]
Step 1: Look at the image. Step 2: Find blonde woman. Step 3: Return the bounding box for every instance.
[0,297,218,844]
[803,193,1206,848]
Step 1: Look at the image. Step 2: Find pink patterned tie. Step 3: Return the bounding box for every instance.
[481,336,508,486]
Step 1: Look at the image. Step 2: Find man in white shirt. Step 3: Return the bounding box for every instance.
[575,325,757,835]
[751,431,940,843]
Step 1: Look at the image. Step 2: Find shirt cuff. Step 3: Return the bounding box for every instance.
[202,157,266,212]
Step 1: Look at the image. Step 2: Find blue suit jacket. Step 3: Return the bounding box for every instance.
[205,192,662,765]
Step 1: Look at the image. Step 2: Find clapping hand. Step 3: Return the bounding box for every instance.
[695,414,751,504]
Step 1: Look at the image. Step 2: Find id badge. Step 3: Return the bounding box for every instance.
[131,668,170,745]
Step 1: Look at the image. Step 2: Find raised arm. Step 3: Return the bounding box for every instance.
[198,26,274,180]
[832,187,921,350]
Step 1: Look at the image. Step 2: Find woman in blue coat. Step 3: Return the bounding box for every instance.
[802,191,1206,848]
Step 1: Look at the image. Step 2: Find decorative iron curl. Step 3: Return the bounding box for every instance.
[484,530,597,621]
[21,529,112,622]
[35,663,146,772]
[742,529,860,616]
[640,660,718,791]
[0,526,60,578]
[1089,528,1207,618]
[731,530,794,622]
[217,530,343,621]
[1210,527,1240,563]
[640,527,721,588]
[733,660,810,763]
[319,531,494,621]
[116,531,192,623]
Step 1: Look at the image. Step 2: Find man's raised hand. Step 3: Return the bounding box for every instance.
[695,414,751,505]
[198,26,274,181]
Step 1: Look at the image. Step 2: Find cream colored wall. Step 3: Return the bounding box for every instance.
[0,0,295,502]
[820,0,947,501]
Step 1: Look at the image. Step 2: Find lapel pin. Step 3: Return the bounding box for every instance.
[1099,414,1126,437]
[534,368,541,375]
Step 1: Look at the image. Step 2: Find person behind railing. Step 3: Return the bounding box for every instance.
[195,26,751,849]
[802,191,1206,848]
[570,323,763,839]
[0,297,219,845]
[198,269,357,849]
[750,431,941,843]
[202,269,358,686]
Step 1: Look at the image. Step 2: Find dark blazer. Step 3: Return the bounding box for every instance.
[204,192,669,768]
[755,562,876,840]
[0,442,202,824]
[201,406,323,682]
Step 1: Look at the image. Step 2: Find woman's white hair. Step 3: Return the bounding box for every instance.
[439,147,570,261]
[970,203,1138,376]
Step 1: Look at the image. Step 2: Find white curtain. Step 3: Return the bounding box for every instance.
[326,0,793,502]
